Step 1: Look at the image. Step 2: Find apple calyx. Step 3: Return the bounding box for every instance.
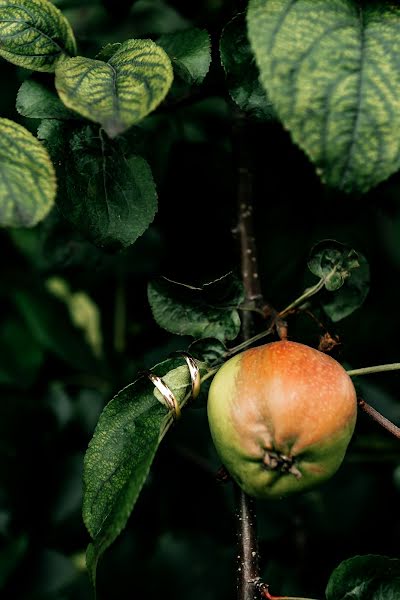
[263,451,302,480]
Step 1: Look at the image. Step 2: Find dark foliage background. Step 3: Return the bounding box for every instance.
[1,1,400,599]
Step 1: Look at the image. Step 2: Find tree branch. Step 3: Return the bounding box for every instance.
[358,398,400,439]
[235,487,261,600]
[233,109,262,600]
[233,112,287,340]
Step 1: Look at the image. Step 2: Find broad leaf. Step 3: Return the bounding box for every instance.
[148,273,244,342]
[220,14,275,120]
[55,39,173,138]
[326,555,400,600]
[247,0,400,193]
[38,121,157,249]
[17,79,77,120]
[158,28,211,86]
[308,240,370,321]
[83,356,200,587]
[0,0,76,72]
[0,118,56,228]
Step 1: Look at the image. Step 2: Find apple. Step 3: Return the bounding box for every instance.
[207,340,357,499]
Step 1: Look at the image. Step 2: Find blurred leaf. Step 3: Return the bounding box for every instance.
[83,356,196,588]
[39,121,157,250]
[158,28,211,86]
[247,0,400,193]
[52,453,84,524]
[55,39,173,137]
[0,0,76,72]
[148,273,244,341]
[12,284,98,371]
[102,0,134,17]
[16,78,77,120]
[31,549,78,597]
[148,532,233,600]
[220,13,275,120]
[0,535,28,588]
[47,277,103,358]
[130,0,189,36]
[0,118,56,228]
[326,555,400,599]
[75,389,104,436]
[0,319,44,387]
[46,382,75,429]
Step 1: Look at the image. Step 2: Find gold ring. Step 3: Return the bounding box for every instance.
[171,351,201,399]
[146,372,181,420]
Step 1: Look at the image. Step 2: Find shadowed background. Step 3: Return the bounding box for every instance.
[1,1,400,599]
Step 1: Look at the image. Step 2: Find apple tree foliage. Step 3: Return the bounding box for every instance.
[0,1,400,599]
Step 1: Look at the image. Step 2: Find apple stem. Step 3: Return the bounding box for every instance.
[278,279,326,318]
[358,398,400,439]
[347,363,400,377]
[224,326,275,358]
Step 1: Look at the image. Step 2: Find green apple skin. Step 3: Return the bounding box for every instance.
[207,341,357,499]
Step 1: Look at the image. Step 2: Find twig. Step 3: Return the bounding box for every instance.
[259,582,319,600]
[358,398,400,439]
[233,108,262,600]
[278,279,325,318]
[347,363,400,377]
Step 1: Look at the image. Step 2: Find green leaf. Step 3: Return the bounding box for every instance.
[158,28,211,86]
[308,240,370,321]
[16,79,77,120]
[220,14,275,120]
[83,356,196,588]
[148,273,244,342]
[0,0,76,72]
[0,118,56,228]
[321,251,370,322]
[38,121,157,249]
[188,337,227,365]
[326,555,400,600]
[55,39,173,137]
[247,0,400,193]
[308,240,361,292]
